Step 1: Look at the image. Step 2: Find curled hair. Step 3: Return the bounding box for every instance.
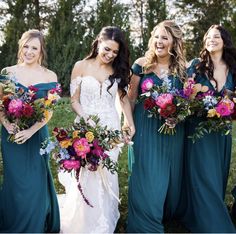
[197,25,236,89]
[17,29,47,67]
[144,20,186,81]
[86,26,131,100]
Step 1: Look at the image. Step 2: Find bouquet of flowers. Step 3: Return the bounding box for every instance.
[140,70,191,135]
[0,71,61,141]
[40,115,124,207]
[184,76,235,142]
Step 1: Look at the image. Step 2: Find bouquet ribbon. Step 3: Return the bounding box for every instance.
[98,166,120,203]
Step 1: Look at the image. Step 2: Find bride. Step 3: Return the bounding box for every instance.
[58,26,135,233]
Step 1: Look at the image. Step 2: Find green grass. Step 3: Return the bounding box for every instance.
[1,97,236,232]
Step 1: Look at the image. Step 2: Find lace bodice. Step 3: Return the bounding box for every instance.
[70,76,120,130]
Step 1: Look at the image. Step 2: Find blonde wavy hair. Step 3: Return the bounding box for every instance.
[17,29,47,67]
[144,20,186,81]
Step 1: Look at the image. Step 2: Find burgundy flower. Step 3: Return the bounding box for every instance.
[22,104,34,117]
[144,98,156,110]
[53,128,68,141]
[2,96,11,109]
[159,103,176,118]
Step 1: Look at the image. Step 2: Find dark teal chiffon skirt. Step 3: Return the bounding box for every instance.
[0,126,60,233]
[127,102,185,233]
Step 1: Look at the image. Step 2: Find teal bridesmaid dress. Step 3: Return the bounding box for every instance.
[179,59,236,232]
[0,82,60,233]
[232,186,236,218]
[127,63,185,232]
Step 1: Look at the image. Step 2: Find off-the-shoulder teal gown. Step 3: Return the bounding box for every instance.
[0,82,60,233]
[127,64,185,233]
[178,59,236,232]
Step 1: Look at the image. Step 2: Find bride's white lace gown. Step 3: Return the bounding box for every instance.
[58,76,121,233]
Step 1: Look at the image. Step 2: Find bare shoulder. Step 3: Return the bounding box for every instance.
[71,59,88,80]
[44,68,58,82]
[134,57,146,67]
[1,65,17,74]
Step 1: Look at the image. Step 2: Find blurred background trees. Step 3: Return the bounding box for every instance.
[0,0,236,94]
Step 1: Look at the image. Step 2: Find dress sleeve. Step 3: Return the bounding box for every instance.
[131,63,144,78]
[70,76,82,97]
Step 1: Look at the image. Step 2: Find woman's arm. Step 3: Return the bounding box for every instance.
[119,91,135,140]
[0,67,18,134]
[14,70,57,144]
[70,61,87,119]
[128,73,141,111]
[14,112,53,144]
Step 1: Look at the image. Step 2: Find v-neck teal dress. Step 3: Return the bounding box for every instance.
[127,63,185,233]
[179,58,236,232]
[0,82,60,233]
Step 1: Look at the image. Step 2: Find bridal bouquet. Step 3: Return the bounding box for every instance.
[0,71,61,142]
[140,71,191,135]
[40,115,124,207]
[183,76,235,142]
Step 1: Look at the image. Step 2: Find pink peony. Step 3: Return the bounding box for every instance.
[216,103,232,116]
[73,138,90,158]
[141,79,154,93]
[8,99,23,117]
[155,93,174,109]
[63,160,80,170]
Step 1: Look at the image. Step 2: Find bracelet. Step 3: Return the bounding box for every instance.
[2,119,9,125]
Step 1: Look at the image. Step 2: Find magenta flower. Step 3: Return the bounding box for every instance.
[216,103,232,116]
[91,139,104,157]
[155,93,174,109]
[8,99,23,117]
[73,138,90,158]
[28,85,39,92]
[63,160,80,170]
[141,79,154,93]
[183,79,195,97]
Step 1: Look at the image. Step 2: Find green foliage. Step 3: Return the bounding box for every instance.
[173,0,232,60]
[143,0,167,52]
[46,0,88,95]
[131,0,167,58]
[0,0,49,69]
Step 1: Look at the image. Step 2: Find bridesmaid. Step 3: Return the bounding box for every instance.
[180,25,236,232]
[0,29,60,232]
[127,20,186,232]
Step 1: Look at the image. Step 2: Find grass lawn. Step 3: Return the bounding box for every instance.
[1,97,236,232]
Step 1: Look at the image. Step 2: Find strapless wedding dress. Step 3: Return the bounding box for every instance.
[58,76,121,233]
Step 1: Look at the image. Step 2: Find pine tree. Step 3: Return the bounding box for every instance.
[173,0,231,60]
[0,0,49,69]
[46,0,87,94]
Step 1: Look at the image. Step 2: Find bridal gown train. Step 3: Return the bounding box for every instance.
[59,76,121,233]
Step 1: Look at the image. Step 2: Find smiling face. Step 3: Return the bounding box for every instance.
[20,37,42,66]
[152,26,173,59]
[205,28,224,54]
[97,39,119,64]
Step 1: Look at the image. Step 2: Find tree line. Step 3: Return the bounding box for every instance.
[0,0,236,94]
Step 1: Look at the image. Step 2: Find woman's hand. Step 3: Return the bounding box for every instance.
[122,125,135,144]
[3,121,17,134]
[14,129,35,144]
